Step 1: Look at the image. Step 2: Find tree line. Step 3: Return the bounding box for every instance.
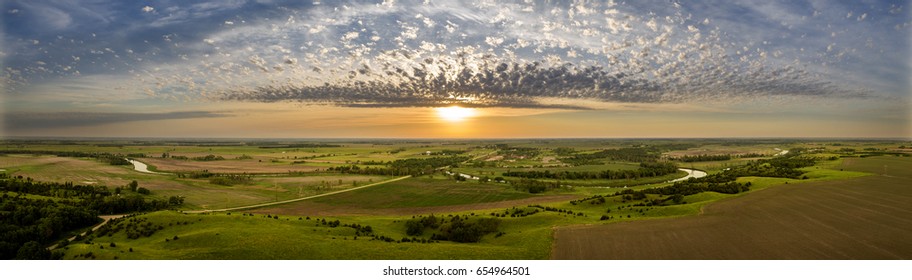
[0,150,134,166]
[0,175,184,214]
[257,143,341,148]
[329,156,470,176]
[561,147,660,166]
[508,178,561,193]
[672,153,770,162]
[502,162,678,180]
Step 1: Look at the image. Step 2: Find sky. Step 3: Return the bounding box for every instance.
[1,0,910,138]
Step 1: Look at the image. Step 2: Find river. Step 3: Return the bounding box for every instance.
[669,168,708,183]
[127,159,166,174]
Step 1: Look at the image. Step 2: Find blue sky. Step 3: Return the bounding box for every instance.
[2,0,910,138]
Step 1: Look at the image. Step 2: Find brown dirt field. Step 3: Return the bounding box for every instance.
[249,194,580,216]
[141,158,321,173]
[552,157,912,259]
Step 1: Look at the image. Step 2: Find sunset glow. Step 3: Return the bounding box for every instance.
[435,106,476,123]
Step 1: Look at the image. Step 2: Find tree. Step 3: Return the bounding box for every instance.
[129,180,139,192]
[15,241,51,260]
[137,187,151,195]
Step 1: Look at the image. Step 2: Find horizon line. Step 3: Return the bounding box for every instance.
[2,136,910,142]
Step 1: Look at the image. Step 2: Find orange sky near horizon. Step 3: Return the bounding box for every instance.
[5,101,909,139]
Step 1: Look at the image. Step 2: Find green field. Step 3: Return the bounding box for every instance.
[59,210,566,259]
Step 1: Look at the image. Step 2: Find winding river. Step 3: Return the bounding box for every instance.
[127,159,167,174]
[669,168,708,183]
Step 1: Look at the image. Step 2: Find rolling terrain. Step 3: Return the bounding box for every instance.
[552,156,912,259]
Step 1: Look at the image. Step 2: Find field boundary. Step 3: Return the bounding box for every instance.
[183,175,412,213]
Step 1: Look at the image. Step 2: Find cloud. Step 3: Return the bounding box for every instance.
[1,0,906,111]
[4,111,231,131]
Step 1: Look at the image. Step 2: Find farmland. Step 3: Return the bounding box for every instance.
[552,156,912,259]
[1,138,910,260]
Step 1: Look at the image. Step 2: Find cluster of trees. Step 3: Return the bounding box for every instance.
[389,156,470,170]
[570,195,608,205]
[725,154,815,179]
[509,178,561,193]
[101,156,132,166]
[527,205,582,216]
[95,216,162,239]
[492,207,540,218]
[637,176,749,197]
[739,153,767,158]
[95,216,196,241]
[405,215,440,236]
[502,162,678,180]
[552,147,576,156]
[176,170,214,178]
[208,174,253,186]
[329,156,470,176]
[1,177,182,215]
[0,174,185,259]
[0,195,98,259]
[425,150,467,156]
[404,215,502,243]
[561,147,659,166]
[497,147,540,158]
[674,154,732,162]
[191,154,225,161]
[257,143,341,148]
[91,194,182,214]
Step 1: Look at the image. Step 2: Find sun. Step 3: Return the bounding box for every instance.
[435,106,476,122]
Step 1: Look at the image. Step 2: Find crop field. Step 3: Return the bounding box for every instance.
[552,156,912,259]
[454,162,641,175]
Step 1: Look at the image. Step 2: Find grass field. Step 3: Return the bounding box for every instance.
[58,210,568,259]
[552,156,912,259]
